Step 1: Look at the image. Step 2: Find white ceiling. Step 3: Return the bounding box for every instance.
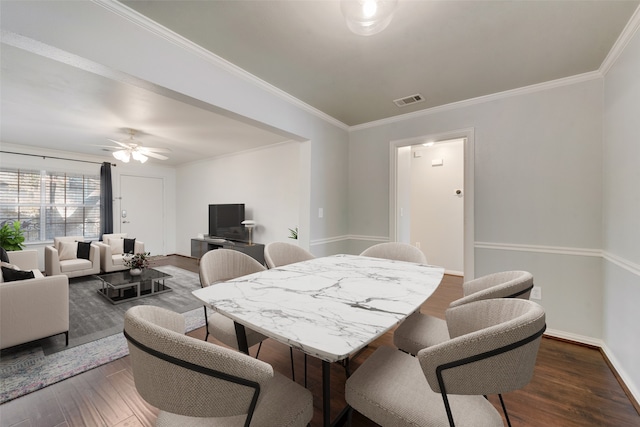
[1,0,638,166]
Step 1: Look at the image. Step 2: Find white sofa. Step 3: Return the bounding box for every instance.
[95,233,145,273]
[45,236,101,278]
[1,250,69,350]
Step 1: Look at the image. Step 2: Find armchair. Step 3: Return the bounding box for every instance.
[44,236,100,278]
[95,233,145,273]
[1,250,69,349]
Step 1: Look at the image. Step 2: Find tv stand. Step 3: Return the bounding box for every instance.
[190,237,265,265]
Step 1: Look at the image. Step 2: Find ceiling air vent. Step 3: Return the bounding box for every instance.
[393,93,425,107]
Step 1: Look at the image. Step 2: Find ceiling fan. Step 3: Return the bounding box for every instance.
[107,129,170,163]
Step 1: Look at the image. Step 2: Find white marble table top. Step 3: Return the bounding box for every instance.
[192,254,444,363]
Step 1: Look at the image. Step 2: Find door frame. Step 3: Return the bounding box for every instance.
[389,128,475,280]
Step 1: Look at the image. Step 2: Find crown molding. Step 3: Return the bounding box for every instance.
[600,4,640,75]
[92,0,349,131]
[350,71,602,131]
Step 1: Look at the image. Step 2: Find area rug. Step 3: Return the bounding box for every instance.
[0,266,207,403]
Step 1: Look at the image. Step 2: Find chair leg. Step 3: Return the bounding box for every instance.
[254,341,262,359]
[203,307,209,342]
[498,394,512,427]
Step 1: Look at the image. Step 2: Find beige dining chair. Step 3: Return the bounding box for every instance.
[124,305,313,427]
[264,241,315,269]
[359,242,427,264]
[346,298,546,427]
[199,249,269,355]
[393,270,534,356]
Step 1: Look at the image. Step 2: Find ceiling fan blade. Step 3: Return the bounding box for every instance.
[139,146,171,154]
[143,151,169,160]
[107,139,131,149]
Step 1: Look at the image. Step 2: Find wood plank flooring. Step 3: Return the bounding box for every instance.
[1,255,639,427]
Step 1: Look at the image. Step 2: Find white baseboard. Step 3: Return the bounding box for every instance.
[544,328,603,347]
[600,342,640,407]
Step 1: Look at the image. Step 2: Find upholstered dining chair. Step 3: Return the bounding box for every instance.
[359,242,427,264]
[124,305,313,427]
[346,298,546,427]
[199,249,268,355]
[393,270,534,356]
[264,241,315,269]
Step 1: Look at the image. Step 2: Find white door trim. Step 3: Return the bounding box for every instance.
[389,128,475,280]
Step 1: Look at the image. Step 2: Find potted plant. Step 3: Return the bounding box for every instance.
[288,227,298,240]
[124,252,150,276]
[0,221,26,251]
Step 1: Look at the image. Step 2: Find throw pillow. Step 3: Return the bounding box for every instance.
[0,247,9,263]
[58,241,78,261]
[2,266,35,282]
[109,238,124,255]
[1,261,19,270]
[124,238,136,254]
[77,241,92,260]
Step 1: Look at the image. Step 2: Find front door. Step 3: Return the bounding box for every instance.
[119,175,164,256]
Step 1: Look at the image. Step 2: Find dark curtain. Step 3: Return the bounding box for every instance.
[100,162,113,239]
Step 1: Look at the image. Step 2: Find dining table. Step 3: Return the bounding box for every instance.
[192,253,444,426]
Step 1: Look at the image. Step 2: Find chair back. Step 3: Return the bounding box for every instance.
[199,249,266,287]
[53,236,84,250]
[359,242,427,264]
[264,241,314,268]
[449,270,534,308]
[124,305,274,420]
[101,233,127,244]
[419,298,545,397]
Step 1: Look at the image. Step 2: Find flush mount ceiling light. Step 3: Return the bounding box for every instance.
[341,0,399,36]
[108,129,170,163]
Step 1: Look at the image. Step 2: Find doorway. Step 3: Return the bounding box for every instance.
[390,129,475,279]
[119,175,165,256]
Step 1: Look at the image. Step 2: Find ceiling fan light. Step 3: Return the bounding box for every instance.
[341,0,398,36]
[132,150,148,163]
[113,150,130,163]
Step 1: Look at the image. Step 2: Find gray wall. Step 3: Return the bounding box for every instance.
[602,25,640,401]
[349,79,604,339]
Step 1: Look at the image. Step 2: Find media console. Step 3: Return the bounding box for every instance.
[190,237,265,265]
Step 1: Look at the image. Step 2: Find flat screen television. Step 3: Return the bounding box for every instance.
[208,204,247,242]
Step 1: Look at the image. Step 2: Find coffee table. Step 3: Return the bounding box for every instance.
[96,268,173,304]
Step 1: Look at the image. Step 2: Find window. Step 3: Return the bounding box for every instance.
[0,168,101,242]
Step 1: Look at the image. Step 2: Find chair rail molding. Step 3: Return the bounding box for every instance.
[474,241,602,258]
[476,242,640,279]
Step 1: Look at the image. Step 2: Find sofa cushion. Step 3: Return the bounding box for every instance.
[77,241,92,260]
[2,266,35,282]
[124,238,136,254]
[60,258,93,273]
[109,238,124,255]
[113,254,127,266]
[58,241,78,261]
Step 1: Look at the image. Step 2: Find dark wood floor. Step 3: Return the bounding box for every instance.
[1,255,639,427]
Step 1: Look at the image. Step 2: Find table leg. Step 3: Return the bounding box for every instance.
[234,322,249,355]
[322,360,331,427]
